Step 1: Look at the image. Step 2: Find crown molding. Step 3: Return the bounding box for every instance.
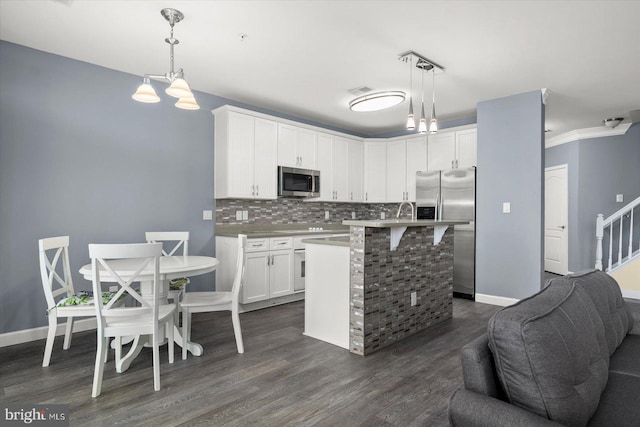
[545,123,632,148]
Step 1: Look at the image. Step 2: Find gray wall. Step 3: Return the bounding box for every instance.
[0,41,360,335]
[546,123,640,271]
[476,91,544,300]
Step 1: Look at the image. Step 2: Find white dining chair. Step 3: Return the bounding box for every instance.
[180,234,246,358]
[89,242,175,397]
[145,232,190,308]
[39,236,96,367]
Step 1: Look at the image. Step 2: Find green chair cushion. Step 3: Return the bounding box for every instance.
[56,290,124,308]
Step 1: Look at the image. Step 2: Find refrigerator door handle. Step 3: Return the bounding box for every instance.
[438,193,443,221]
[435,192,440,221]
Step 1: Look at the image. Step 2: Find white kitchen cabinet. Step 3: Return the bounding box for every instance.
[405,137,428,200]
[269,249,294,298]
[455,128,477,169]
[316,133,334,201]
[386,139,407,202]
[214,108,278,199]
[277,124,317,169]
[332,137,350,202]
[243,252,270,303]
[364,140,387,202]
[427,128,477,171]
[348,139,364,202]
[217,236,293,304]
[386,137,427,202]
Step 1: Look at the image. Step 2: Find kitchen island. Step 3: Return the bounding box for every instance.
[304,219,468,356]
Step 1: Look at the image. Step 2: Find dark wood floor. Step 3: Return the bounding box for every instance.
[0,299,499,426]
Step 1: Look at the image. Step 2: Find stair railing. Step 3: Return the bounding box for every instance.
[596,195,640,271]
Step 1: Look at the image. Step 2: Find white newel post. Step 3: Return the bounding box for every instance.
[595,214,604,270]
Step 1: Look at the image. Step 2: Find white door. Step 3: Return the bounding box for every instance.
[455,129,477,169]
[253,118,278,199]
[545,165,569,274]
[365,140,388,202]
[297,128,317,169]
[386,139,407,202]
[405,137,428,201]
[277,123,298,167]
[316,133,333,201]
[332,138,349,201]
[428,132,455,171]
[348,140,364,202]
[242,252,270,304]
[269,250,293,298]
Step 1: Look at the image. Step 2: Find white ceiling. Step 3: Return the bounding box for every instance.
[1,1,639,137]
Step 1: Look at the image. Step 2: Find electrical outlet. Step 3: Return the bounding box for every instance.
[242,210,248,220]
[235,210,242,221]
[411,291,417,306]
[502,202,511,214]
[109,286,118,292]
[325,211,330,220]
[202,210,213,220]
[351,211,356,219]
[381,212,386,220]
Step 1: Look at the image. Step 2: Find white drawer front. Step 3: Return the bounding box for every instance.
[246,239,269,252]
[269,237,293,250]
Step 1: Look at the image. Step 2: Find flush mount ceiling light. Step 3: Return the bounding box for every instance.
[603,117,624,128]
[349,91,406,112]
[399,51,444,133]
[132,8,200,110]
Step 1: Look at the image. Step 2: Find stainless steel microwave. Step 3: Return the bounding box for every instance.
[277,166,320,198]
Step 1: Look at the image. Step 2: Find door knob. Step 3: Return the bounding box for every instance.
[557,225,566,230]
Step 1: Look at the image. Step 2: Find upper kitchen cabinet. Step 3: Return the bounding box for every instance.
[387,136,427,202]
[348,139,364,202]
[277,124,317,169]
[317,134,356,202]
[427,127,477,171]
[213,107,278,199]
[364,140,387,202]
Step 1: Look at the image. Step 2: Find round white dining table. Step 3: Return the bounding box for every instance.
[79,255,218,371]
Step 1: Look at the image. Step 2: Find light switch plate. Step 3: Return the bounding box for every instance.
[502,202,511,214]
[235,210,242,221]
[242,210,248,220]
[381,212,386,219]
[616,194,624,203]
[351,212,356,219]
[202,210,213,221]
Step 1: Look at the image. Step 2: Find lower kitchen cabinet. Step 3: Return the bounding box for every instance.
[216,236,294,305]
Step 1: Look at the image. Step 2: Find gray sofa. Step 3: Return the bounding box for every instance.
[448,270,640,427]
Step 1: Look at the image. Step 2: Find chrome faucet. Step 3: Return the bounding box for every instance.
[396,201,415,221]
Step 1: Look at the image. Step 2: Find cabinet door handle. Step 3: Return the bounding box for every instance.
[451,160,454,169]
[350,192,353,200]
[270,255,275,265]
[456,160,459,168]
[251,184,255,196]
[256,184,259,196]
[365,192,368,201]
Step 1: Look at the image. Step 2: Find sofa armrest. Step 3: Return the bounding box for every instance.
[448,389,563,427]
[624,298,640,335]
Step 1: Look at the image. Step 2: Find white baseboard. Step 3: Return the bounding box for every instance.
[475,293,519,307]
[0,318,97,348]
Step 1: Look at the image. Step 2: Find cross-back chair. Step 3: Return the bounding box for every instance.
[181,234,246,358]
[89,242,175,397]
[145,232,190,307]
[39,236,95,367]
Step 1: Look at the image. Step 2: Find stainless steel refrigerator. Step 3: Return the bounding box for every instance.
[416,167,476,299]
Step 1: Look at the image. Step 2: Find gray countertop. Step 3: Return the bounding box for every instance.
[302,236,350,247]
[342,219,469,228]
[216,224,350,238]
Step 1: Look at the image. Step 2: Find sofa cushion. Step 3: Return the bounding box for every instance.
[609,334,640,378]
[565,270,631,354]
[587,372,640,426]
[488,282,609,427]
[460,334,505,400]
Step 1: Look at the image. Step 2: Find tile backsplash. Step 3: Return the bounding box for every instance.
[216,198,413,225]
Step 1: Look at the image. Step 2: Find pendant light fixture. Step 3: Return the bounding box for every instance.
[418,63,428,134]
[398,51,444,133]
[132,8,200,110]
[429,68,438,133]
[406,55,415,130]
